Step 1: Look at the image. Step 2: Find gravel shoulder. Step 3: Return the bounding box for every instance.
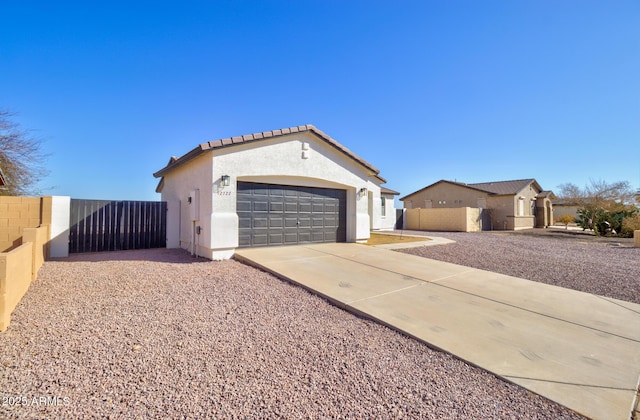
[1,248,583,419]
[399,229,640,304]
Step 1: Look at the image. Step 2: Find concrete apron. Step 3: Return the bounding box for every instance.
[235,243,640,420]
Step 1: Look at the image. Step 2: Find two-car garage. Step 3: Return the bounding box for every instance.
[154,124,389,260]
[237,182,347,247]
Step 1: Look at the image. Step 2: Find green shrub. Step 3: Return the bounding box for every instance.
[576,206,637,236]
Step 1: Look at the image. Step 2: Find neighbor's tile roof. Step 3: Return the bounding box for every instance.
[154,124,385,182]
[466,179,538,195]
[536,190,555,199]
[400,178,544,201]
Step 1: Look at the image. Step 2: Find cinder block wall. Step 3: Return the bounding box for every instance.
[23,225,50,279]
[405,207,480,232]
[0,224,50,331]
[0,197,51,252]
[0,242,34,331]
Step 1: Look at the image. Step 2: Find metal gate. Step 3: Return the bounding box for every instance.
[395,209,404,229]
[69,199,167,253]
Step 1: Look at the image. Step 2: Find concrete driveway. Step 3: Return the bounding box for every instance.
[235,242,640,420]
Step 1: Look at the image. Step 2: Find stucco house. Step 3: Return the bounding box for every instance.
[400,179,554,230]
[379,186,400,228]
[154,124,397,259]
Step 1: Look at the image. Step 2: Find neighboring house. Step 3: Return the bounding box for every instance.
[400,179,554,230]
[379,187,400,230]
[154,124,396,259]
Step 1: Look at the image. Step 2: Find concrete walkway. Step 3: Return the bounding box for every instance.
[235,243,640,420]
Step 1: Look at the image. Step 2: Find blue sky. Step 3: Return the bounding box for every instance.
[2,1,638,202]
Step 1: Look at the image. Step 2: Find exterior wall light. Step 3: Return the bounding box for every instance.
[358,187,368,198]
[221,175,231,187]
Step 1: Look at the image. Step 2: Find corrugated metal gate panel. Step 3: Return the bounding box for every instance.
[69,199,166,253]
[237,182,346,247]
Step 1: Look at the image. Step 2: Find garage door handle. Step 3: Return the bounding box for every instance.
[296,220,300,225]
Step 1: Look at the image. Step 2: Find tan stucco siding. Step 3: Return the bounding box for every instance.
[554,205,579,220]
[485,195,513,230]
[402,183,490,209]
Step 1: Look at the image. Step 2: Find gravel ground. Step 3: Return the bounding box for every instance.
[399,229,640,304]
[0,248,583,419]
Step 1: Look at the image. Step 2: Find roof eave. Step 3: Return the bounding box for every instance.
[380,187,400,195]
[400,180,494,201]
[155,177,164,193]
[153,125,384,182]
[153,144,209,178]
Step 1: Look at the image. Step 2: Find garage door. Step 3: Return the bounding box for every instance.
[237,182,347,247]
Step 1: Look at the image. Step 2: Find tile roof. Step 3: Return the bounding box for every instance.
[466,179,538,195]
[154,124,385,183]
[400,179,545,201]
[536,190,555,199]
[380,187,400,195]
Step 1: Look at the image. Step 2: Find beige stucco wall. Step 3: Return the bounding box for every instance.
[403,183,490,209]
[159,152,214,257]
[405,207,481,232]
[486,192,537,230]
[159,132,383,259]
[553,205,579,220]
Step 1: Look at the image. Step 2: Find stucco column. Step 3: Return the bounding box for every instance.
[166,201,180,248]
[48,196,70,258]
[355,187,370,241]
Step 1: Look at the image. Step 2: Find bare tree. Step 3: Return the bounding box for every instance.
[556,179,635,207]
[557,179,637,235]
[556,182,584,204]
[0,110,49,196]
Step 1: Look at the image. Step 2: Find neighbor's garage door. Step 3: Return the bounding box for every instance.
[237,182,346,247]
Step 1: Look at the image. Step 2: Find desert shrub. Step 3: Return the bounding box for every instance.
[576,206,637,236]
[556,214,575,228]
[621,213,640,237]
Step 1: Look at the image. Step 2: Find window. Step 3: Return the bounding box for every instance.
[518,197,525,216]
[381,197,386,217]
